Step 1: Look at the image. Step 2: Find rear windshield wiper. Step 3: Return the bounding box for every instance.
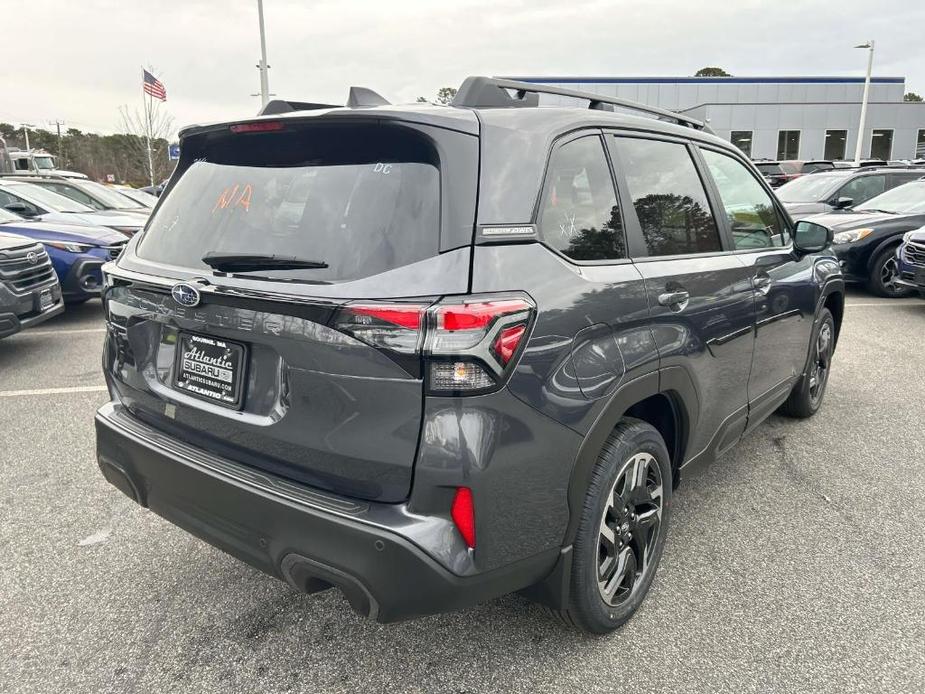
[201,252,329,273]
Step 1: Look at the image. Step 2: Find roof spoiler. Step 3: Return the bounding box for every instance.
[257,86,391,116]
[452,76,707,130]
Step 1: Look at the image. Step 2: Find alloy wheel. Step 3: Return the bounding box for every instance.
[879,256,904,296]
[597,453,664,607]
[808,321,833,405]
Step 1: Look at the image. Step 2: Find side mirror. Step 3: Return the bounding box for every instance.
[793,220,833,254]
[833,196,854,209]
[4,202,36,218]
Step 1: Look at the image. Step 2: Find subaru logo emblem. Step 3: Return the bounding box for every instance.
[171,283,200,307]
[26,251,37,265]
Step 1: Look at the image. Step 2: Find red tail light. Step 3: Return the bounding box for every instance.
[335,295,534,394]
[426,297,533,394]
[335,302,427,354]
[493,324,527,365]
[451,487,476,548]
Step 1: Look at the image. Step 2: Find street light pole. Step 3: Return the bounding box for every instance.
[853,40,875,165]
[256,0,270,109]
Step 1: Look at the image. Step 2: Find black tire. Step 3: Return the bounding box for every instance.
[556,418,672,634]
[779,308,835,418]
[868,247,913,298]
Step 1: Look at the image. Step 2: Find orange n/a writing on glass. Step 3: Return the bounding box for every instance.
[212,184,253,213]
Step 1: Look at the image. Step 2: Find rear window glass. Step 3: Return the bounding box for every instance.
[137,125,440,282]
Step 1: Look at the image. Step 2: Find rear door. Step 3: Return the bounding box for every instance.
[104,118,478,503]
[608,134,757,459]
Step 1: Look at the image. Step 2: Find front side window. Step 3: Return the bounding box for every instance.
[917,129,925,159]
[777,131,800,159]
[537,136,625,261]
[824,130,847,160]
[855,181,925,215]
[612,137,721,256]
[838,175,886,205]
[702,149,787,249]
[730,131,753,157]
[870,129,893,160]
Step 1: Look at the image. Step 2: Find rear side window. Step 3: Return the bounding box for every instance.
[137,124,441,283]
[701,149,788,249]
[612,137,721,256]
[537,136,626,261]
[41,182,104,210]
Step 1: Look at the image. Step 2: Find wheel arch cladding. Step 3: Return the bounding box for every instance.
[562,371,692,545]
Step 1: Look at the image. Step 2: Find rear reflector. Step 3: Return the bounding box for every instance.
[230,121,285,133]
[451,487,476,548]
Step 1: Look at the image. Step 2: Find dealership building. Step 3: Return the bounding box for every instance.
[514,76,925,161]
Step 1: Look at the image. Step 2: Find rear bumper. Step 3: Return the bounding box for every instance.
[94,402,555,622]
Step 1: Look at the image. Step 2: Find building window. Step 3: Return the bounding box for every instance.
[870,129,893,160]
[730,131,753,157]
[824,130,848,161]
[916,130,925,159]
[777,130,800,159]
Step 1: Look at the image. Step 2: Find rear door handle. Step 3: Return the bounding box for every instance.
[753,274,772,295]
[658,290,690,310]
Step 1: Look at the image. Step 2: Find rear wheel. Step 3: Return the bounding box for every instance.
[868,247,913,298]
[557,419,671,634]
[779,308,835,418]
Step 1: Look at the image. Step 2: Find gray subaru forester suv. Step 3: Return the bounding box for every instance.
[95,77,845,633]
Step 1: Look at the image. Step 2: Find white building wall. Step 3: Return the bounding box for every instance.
[525,77,922,161]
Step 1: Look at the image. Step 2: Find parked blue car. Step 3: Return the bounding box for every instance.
[0,206,126,303]
[897,226,925,296]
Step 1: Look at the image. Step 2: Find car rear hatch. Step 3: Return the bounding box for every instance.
[103,114,479,502]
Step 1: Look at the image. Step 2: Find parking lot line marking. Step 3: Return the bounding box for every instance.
[23,327,107,337]
[845,301,923,307]
[0,385,108,398]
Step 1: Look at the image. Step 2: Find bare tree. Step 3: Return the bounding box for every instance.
[118,96,174,187]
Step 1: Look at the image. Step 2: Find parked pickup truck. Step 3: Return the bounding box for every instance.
[0,231,64,339]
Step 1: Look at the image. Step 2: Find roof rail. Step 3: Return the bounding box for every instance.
[0,172,72,181]
[453,76,707,130]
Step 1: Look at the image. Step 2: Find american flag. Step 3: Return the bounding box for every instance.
[143,69,167,101]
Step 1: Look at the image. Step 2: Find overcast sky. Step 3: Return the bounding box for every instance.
[2,0,922,136]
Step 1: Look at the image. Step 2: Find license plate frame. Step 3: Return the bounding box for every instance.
[173,332,247,409]
[39,288,53,311]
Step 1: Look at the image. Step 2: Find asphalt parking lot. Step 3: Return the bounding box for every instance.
[1,292,923,694]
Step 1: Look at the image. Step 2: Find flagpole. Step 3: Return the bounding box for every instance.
[141,67,154,188]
